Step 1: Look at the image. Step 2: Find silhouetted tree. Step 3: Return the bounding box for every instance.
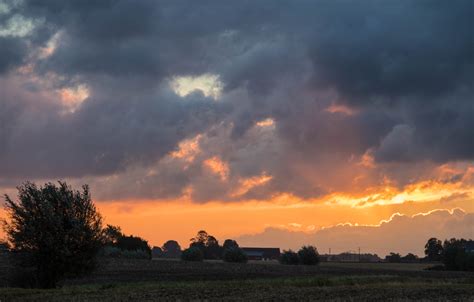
[189,230,222,259]
[223,239,239,250]
[385,252,402,263]
[280,250,299,265]
[3,182,103,288]
[103,225,123,245]
[151,246,163,258]
[425,237,443,261]
[115,235,151,257]
[205,235,221,259]
[162,240,182,258]
[402,253,419,263]
[298,246,320,265]
[442,238,474,271]
[223,247,247,263]
[181,247,204,261]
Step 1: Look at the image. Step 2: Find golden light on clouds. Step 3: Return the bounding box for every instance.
[325,104,357,116]
[231,173,273,197]
[255,118,275,128]
[170,135,202,164]
[58,85,89,110]
[203,156,229,181]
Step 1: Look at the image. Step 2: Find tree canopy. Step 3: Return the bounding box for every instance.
[3,182,104,288]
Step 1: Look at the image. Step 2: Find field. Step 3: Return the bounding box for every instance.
[1,259,473,301]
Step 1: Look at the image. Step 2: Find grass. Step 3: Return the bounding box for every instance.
[1,260,473,301]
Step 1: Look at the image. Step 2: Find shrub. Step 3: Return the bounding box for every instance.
[223,248,248,263]
[121,249,151,259]
[99,246,150,259]
[280,250,299,265]
[298,246,320,265]
[100,246,123,258]
[181,247,204,262]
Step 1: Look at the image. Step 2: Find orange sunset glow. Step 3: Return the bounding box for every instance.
[0,0,473,261]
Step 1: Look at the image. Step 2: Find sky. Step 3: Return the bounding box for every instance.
[0,0,473,256]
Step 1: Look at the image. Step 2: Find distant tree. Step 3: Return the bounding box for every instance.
[402,253,419,263]
[181,247,204,262]
[442,238,474,271]
[424,237,443,261]
[162,240,182,258]
[298,246,320,265]
[223,239,239,251]
[151,246,163,258]
[103,225,123,245]
[190,230,209,247]
[189,230,222,259]
[223,247,248,263]
[385,252,402,263]
[115,235,151,257]
[205,235,222,259]
[2,182,104,288]
[280,250,299,265]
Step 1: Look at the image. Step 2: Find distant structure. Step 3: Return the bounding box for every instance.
[465,241,474,254]
[241,247,280,260]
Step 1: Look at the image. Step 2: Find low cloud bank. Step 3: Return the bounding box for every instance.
[237,209,473,256]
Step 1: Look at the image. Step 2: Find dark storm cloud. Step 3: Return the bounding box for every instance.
[308,1,473,103]
[0,79,225,179]
[0,37,27,73]
[0,0,473,200]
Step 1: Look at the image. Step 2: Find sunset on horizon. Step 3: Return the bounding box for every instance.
[0,0,473,299]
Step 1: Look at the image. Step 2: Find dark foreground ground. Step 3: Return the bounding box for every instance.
[1,259,473,301]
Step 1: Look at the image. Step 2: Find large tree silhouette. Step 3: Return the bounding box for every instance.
[3,182,104,288]
[425,237,443,261]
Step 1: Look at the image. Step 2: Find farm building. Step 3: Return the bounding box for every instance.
[241,247,280,260]
[465,241,474,253]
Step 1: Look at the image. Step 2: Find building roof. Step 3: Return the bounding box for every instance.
[465,241,474,252]
[241,247,280,258]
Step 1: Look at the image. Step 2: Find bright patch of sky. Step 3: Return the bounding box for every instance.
[0,14,41,37]
[170,74,223,100]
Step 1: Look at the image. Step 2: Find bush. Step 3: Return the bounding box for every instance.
[223,248,248,263]
[121,249,151,259]
[99,246,150,259]
[280,250,299,265]
[298,246,320,265]
[181,247,204,262]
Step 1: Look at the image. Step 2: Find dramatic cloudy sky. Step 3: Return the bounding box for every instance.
[0,0,473,254]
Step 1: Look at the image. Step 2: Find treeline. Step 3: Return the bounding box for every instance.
[1,181,473,290]
[156,230,248,263]
[382,237,474,271]
[424,237,474,271]
[279,246,319,265]
[101,225,151,259]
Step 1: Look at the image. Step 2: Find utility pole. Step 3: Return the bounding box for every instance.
[358,247,361,262]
